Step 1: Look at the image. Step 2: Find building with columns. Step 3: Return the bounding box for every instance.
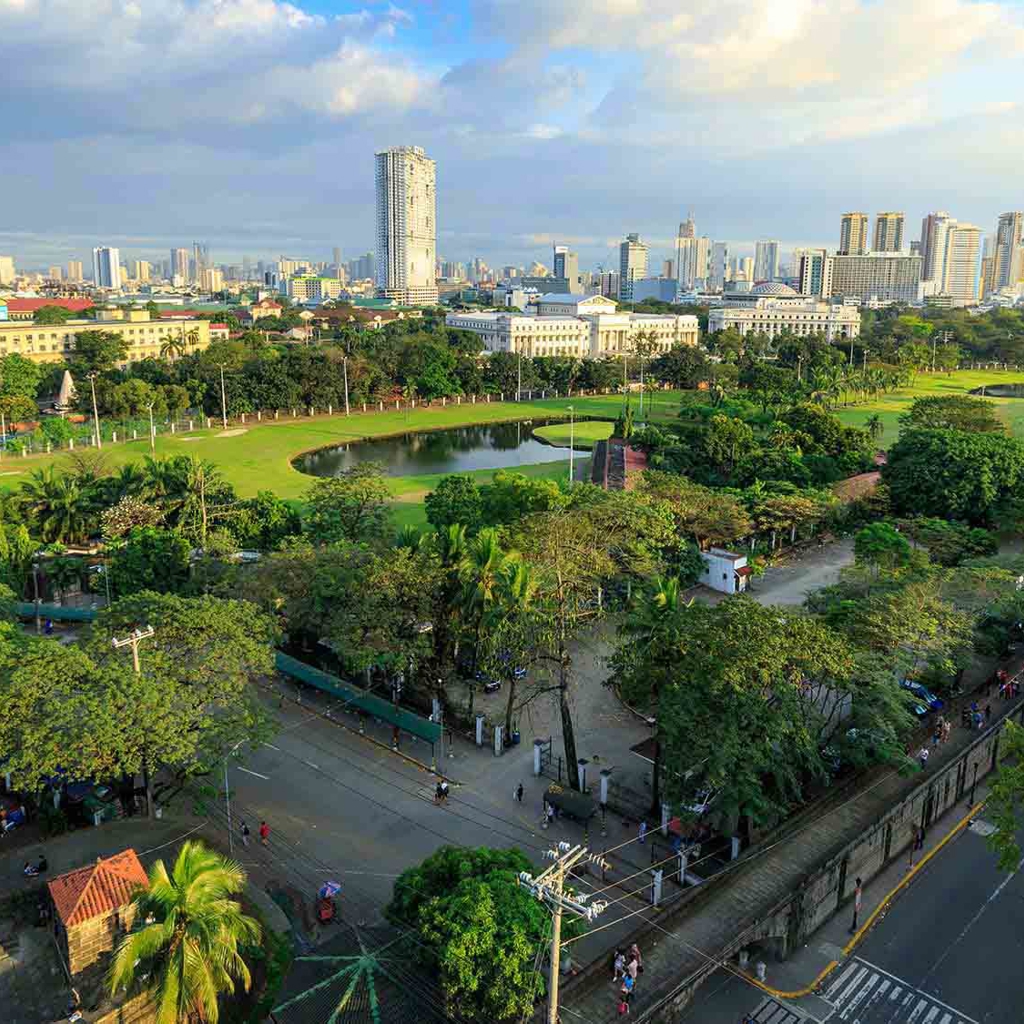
[709,282,861,341]
[446,293,698,359]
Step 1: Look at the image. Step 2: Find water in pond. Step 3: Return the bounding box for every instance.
[969,383,1024,398]
[294,418,595,478]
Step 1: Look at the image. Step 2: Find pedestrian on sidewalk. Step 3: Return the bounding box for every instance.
[515,782,524,803]
[638,820,647,845]
[932,722,942,747]
[849,876,863,933]
[973,709,983,730]
[914,825,925,851]
[626,954,639,982]
[629,943,643,973]
[434,781,443,805]
[440,780,450,804]
[612,949,625,982]
[259,820,270,846]
[942,718,952,743]
[918,747,929,771]
[240,821,250,847]
[985,703,992,724]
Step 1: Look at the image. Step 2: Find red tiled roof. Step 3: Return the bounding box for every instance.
[5,298,94,313]
[48,849,148,927]
[210,322,228,329]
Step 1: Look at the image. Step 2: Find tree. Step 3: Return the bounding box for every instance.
[480,470,566,525]
[899,517,997,568]
[901,395,1004,434]
[303,463,391,545]
[109,528,191,596]
[515,509,616,789]
[231,491,302,551]
[883,428,1024,523]
[649,345,712,388]
[386,846,573,1022]
[425,475,484,533]
[110,840,261,1024]
[865,414,883,442]
[159,332,187,361]
[987,720,1024,871]
[0,394,38,424]
[854,522,912,572]
[655,597,855,826]
[33,305,75,325]
[70,330,129,372]
[0,353,46,400]
[19,464,96,544]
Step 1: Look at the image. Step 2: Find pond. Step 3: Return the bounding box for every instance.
[969,383,1024,398]
[293,418,599,478]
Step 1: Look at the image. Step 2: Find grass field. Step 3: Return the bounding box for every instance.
[3,370,1021,529]
[832,369,1024,444]
[532,420,615,450]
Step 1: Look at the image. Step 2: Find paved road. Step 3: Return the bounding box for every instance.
[676,817,1023,1024]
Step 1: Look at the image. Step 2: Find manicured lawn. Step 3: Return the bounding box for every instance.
[532,420,614,450]
[831,369,1024,444]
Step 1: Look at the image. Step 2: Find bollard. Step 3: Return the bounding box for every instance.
[472,394,476,404]
[328,405,332,416]
[362,403,366,413]
[21,447,27,458]
[68,438,74,450]
[650,869,663,906]
[500,392,504,401]
[457,395,461,404]
[257,410,262,421]
[292,408,297,418]
[493,724,503,755]
[533,739,543,776]
[756,962,766,983]
[207,417,212,429]
[678,847,689,885]
[275,410,279,420]
[661,802,671,837]
[442,397,446,406]
[240,414,245,424]
[599,768,611,806]
[133,429,138,440]
[476,714,485,747]
[379,402,383,412]
[577,759,588,792]
[112,431,117,443]
[309,407,314,417]
[170,422,176,433]
[189,419,194,430]
[731,836,741,860]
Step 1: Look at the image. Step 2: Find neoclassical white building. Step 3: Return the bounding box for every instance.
[446,294,699,359]
[708,283,861,341]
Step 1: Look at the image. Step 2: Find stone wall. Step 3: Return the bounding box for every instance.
[67,904,137,975]
[94,990,156,1024]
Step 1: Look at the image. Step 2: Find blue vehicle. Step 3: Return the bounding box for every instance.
[901,680,943,713]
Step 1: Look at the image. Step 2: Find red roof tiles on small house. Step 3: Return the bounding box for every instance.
[48,849,149,927]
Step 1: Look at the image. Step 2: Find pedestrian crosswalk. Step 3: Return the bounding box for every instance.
[823,958,978,1024]
[750,996,808,1023]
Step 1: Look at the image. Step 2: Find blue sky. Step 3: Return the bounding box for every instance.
[1,0,1022,272]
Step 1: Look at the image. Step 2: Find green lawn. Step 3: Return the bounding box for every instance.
[532,420,615,450]
[831,369,1024,444]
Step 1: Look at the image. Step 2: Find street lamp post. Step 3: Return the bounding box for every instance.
[567,405,575,487]
[31,557,42,634]
[112,626,156,816]
[343,354,350,416]
[145,402,156,453]
[517,351,522,401]
[224,739,244,853]
[219,364,228,429]
[87,372,102,449]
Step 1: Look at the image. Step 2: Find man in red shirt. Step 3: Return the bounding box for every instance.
[259,821,270,846]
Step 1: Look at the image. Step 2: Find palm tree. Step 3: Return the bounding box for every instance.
[103,463,150,504]
[865,414,883,444]
[185,327,201,353]
[159,333,185,361]
[19,465,95,545]
[109,840,261,1024]
[495,560,538,738]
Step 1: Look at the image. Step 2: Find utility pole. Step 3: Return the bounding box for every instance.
[343,354,350,415]
[219,364,228,429]
[87,372,102,449]
[517,350,522,401]
[567,405,575,488]
[518,842,609,1024]
[112,626,156,816]
[146,402,156,453]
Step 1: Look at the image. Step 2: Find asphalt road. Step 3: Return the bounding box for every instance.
[676,817,1024,1024]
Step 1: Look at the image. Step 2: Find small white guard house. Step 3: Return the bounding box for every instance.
[700,547,751,595]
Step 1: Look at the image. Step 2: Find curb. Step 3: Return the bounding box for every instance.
[736,798,986,1000]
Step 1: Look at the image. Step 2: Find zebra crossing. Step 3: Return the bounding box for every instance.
[823,957,978,1024]
[749,996,808,1023]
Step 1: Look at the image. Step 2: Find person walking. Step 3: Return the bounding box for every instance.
[918,747,929,771]
[621,973,635,1002]
[612,949,625,982]
[240,821,250,847]
[440,780,450,804]
[629,943,643,974]
[638,820,647,845]
[259,820,270,846]
[515,782,524,803]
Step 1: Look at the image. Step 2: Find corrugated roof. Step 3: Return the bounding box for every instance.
[48,848,148,927]
[6,298,95,313]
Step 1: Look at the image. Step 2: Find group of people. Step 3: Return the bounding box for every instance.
[434,779,450,805]
[22,854,47,876]
[996,668,1020,701]
[612,943,643,1014]
[238,820,271,846]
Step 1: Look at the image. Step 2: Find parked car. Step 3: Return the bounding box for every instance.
[900,680,943,714]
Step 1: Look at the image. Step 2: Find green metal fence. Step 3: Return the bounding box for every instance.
[14,601,98,623]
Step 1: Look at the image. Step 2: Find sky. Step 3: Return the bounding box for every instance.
[2,0,1023,272]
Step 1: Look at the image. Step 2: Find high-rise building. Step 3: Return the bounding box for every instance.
[0,256,16,285]
[132,260,151,282]
[332,247,342,268]
[919,212,953,283]
[873,212,905,253]
[619,233,649,300]
[753,240,780,283]
[993,212,1024,290]
[171,247,189,283]
[679,211,696,240]
[830,253,923,303]
[67,260,83,282]
[796,248,833,298]
[739,256,754,283]
[839,213,869,255]
[201,268,224,292]
[981,254,997,299]
[192,242,209,283]
[552,245,581,293]
[375,145,438,305]
[47,265,63,280]
[676,235,710,291]
[661,259,675,280]
[709,241,729,292]
[940,223,983,306]
[92,246,122,289]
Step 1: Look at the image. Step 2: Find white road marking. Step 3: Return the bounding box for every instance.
[236,766,270,780]
[304,760,320,770]
[264,743,281,751]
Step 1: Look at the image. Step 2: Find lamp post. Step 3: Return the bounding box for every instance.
[567,405,575,487]
[219,364,228,429]
[112,626,156,815]
[224,739,244,853]
[87,372,102,449]
[145,402,155,453]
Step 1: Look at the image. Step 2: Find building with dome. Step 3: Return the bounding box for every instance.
[708,281,861,342]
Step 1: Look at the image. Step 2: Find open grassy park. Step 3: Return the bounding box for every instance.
[3,369,1024,528]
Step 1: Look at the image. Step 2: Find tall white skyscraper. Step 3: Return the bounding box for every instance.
[171,247,190,283]
[553,245,581,293]
[920,211,953,284]
[873,212,905,253]
[993,211,1024,289]
[839,213,869,255]
[709,241,729,291]
[619,233,649,300]
[753,240,780,282]
[67,260,83,282]
[941,223,983,306]
[796,248,833,298]
[375,145,438,305]
[676,235,710,291]
[92,246,121,289]
[0,256,14,285]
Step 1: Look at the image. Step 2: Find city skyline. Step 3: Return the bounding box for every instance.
[2,0,1023,271]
